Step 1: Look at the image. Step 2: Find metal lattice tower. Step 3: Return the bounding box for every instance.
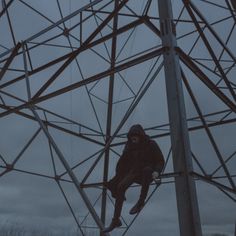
[0,0,236,235]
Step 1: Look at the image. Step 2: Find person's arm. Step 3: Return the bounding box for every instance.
[150,140,165,176]
[115,143,129,174]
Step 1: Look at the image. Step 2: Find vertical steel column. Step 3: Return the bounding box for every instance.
[158,1,202,236]
[100,0,119,233]
[234,221,236,236]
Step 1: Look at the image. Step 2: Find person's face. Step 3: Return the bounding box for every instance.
[130,135,140,144]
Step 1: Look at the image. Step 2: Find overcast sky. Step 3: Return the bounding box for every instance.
[0,0,235,235]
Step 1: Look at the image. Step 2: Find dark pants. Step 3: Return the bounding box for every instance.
[113,166,153,219]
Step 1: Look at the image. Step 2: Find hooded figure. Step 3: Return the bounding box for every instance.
[103,124,165,233]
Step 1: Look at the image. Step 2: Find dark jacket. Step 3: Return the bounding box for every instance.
[116,124,164,176]
[106,124,165,198]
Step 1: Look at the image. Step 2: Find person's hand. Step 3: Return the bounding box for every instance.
[152,171,159,180]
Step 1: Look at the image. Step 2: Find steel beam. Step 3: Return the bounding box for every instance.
[177,47,236,113]
[192,172,236,194]
[30,106,110,235]
[0,18,144,90]
[158,1,202,235]
[0,103,104,146]
[0,42,21,80]
[183,0,236,102]
[0,0,105,58]
[2,0,16,46]
[185,0,236,61]
[32,0,129,99]
[182,71,236,190]
[101,0,119,232]
[111,116,236,147]
[0,47,164,118]
[0,0,14,19]
[81,60,164,185]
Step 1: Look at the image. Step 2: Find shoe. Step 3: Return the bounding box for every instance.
[103,218,122,233]
[129,201,144,215]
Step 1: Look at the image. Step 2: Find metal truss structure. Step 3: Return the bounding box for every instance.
[0,0,236,235]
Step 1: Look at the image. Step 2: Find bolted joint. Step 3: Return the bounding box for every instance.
[54,175,61,182]
[160,19,176,36]
[205,174,212,180]
[172,21,176,36]
[163,46,170,52]
[6,164,14,171]
[141,15,149,22]
[63,28,70,37]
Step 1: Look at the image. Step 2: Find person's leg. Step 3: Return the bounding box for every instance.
[129,167,153,215]
[139,166,153,202]
[114,174,136,217]
[103,173,136,232]
[104,175,121,199]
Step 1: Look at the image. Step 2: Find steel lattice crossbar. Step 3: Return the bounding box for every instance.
[0,0,235,235]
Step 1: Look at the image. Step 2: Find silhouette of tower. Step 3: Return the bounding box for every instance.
[0,0,235,235]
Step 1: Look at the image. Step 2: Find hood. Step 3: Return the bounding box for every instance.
[127,124,146,140]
